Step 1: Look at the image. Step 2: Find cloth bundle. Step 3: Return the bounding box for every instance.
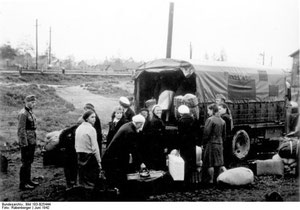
[43,130,62,151]
[255,159,284,176]
[272,153,297,175]
[173,94,199,119]
[217,167,254,186]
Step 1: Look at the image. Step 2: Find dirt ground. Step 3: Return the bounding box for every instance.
[0,80,299,202]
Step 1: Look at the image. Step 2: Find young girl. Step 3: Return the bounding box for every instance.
[202,103,226,185]
[106,106,127,147]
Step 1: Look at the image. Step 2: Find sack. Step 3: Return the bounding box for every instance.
[44,130,62,151]
[255,159,284,176]
[168,154,185,181]
[272,154,282,161]
[217,167,254,186]
[158,90,175,110]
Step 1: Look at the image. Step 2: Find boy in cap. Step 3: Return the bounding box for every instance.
[17,95,39,190]
[119,96,135,122]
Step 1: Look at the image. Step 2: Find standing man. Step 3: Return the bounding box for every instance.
[119,96,135,122]
[18,95,39,190]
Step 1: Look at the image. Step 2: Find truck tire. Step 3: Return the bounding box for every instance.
[232,130,251,160]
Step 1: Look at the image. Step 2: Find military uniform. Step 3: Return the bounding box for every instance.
[18,103,37,189]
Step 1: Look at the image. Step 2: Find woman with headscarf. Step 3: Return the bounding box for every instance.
[106,106,128,147]
[75,110,103,198]
[146,105,167,170]
[201,103,226,186]
[176,105,198,186]
[102,114,146,197]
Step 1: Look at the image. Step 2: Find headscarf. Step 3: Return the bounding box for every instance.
[178,105,190,114]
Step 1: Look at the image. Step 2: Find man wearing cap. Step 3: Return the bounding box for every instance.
[17,95,39,190]
[102,114,146,198]
[119,96,135,122]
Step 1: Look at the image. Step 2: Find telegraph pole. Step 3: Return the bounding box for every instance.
[166,2,174,58]
[35,19,38,70]
[189,42,193,59]
[261,51,265,65]
[49,27,51,65]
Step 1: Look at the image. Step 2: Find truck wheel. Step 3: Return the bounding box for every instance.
[232,130,251,160]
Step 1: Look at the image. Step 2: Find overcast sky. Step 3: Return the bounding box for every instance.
[0,0,299,68]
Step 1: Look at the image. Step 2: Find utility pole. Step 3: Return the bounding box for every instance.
[49,27,51,65]
[260,51,265,65]
[189,42,193,59]
[35,19,38,70]
[166,2,174,58]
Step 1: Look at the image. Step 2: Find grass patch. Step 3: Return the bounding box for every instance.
[0,73,132,86]
[0,84,78,148]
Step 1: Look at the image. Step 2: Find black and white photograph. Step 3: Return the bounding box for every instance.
[0,0,299,205]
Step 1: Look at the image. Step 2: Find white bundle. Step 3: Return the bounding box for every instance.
[217,167,254,186]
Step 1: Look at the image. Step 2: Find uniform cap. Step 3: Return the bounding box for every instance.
[25,95,36,102]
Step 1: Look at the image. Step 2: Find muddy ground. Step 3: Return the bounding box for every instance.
[0,75,299,202]
[0,150,299,202]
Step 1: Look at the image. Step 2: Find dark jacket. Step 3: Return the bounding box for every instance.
[102,122,142,171]
[177,114,197,176]
[202,115,226,146]
[124,108,135,122]
[94,114,103,155]
[145,114,166,170]
[106,116,128,146]
[220,113,231,140]
[17,106,37,147]
[59,124,79,155]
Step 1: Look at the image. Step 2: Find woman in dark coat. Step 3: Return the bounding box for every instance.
[218,103,232,167]
[146,105,167,170]
[102,115,146,196]
[202,103,226,184]
[106,106,128,147]
[176,105,197,184]
[58,124,79,189]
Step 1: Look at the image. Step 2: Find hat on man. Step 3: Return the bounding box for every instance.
[178,105,190,114]
[132,114,145,124]
[119,96,130,108]
[25,95,36,102]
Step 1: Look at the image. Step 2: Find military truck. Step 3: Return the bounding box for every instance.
[133,58,288,161]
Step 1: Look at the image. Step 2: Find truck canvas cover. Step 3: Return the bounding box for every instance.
[134,58,286,107]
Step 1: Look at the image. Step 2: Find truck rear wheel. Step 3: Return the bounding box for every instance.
[232,130,251,160]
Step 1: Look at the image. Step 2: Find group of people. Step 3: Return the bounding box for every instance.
[17,93,233,199]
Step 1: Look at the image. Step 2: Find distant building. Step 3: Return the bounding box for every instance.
[289,49,299,103]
